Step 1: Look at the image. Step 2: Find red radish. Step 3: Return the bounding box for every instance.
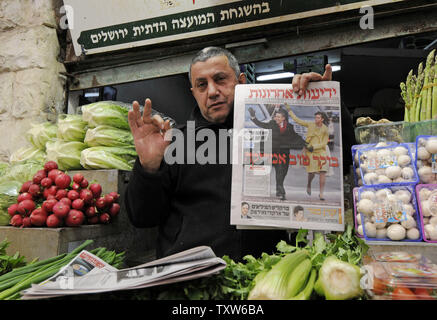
[33,170,46,184]
[84,206,97,217]
[99,213,111,224]
[19,181,32,193]
[10,215,23,227]
[42,199,58,213]
[104,194,115,205]
[48,168,62,181]
[17,192,33,203]
[95,197,107,210]
[55,189,68,200]
[73,173,84,184]
[44,185,58,199]
[40,177,53,188]
[71,182,81,191]
[80,179,89,188]
[7,204,19,217]
[46,194,56,200]
[67,190,80,201]
[28,184,41,198]
[108,192,119,202]
[87,215,99,224]
[52,202,70,219]
[17,199,36,216]
[22,217,32,228]
[55,174,71,189]
[66,210,85,227]
[60,197,72,207]
[44,161,58,172]
[46,214,62,228]
[79,189,93,204]
[108,203,120,217]
[72,198,84,210]
[30,208,47,227]
[89,183,102,198]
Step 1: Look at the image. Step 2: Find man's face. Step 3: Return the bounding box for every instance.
[241,204,249,215]
[190,55,245,123]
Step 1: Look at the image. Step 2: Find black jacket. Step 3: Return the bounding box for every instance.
[250,117,306,151]
[125,106,287,261]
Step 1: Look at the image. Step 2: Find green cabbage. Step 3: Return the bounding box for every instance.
[25,122,58,150]
[0,181,20,226]
[84,125,134,147]
[0,161,43,185]
[81,101,130,130]
[46,140,86,170]
[80,146,137,171]
[9,146,46,164]
[57,114,88,142]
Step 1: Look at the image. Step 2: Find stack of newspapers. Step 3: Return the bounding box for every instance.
[21,246,226,300]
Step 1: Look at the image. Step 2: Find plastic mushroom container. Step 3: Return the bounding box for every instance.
[358,144,419,187]
[415,135,437,184]
[357,184,423,242]
[415,184,437,243]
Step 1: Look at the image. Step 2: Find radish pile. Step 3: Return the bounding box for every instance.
[7,161,120,228]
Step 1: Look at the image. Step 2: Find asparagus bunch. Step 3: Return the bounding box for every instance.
[401,49,436,122]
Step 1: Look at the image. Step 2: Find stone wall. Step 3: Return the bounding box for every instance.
[0,0,66,162]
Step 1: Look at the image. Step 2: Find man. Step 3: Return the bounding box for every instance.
[241,202,251,219]
[125,47,333,261]
[248,106,305,200]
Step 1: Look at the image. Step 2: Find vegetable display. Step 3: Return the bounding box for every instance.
[401,49,437,122]
[0,239,125,300]
[7,161,121,228]
[142,225,368,300]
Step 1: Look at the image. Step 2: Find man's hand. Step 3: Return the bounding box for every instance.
[128,99,172,173]
[305,142,314,153]
[292,64,332,96]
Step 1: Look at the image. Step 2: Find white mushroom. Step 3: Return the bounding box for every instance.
[360,190,376,201]
[363,172,378,185]
[375,188,392,200]
[419,188,432,200]
[357,198,375,215]
[418,166,433,183]
[421,200,432,217]
[402,203,415,216]
[397,155,412,167]
[425,138,437,154]
[393,146,408,156]
[356,213,362,225]
[364,222,377,238]
[401,215,417,229]
[394,190,411,204]
[377,175,392,184]
[357,225,364,236]
[429,216,437,226]
[401,167,414,180]
[385,166,402,180]
[417,147,431,160]
[406,228,420,240]
[387,224,406,240]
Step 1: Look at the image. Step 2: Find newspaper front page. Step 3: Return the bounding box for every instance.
[230,82,344,231]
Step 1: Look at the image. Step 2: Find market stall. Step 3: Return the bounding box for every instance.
[1,0,437,302]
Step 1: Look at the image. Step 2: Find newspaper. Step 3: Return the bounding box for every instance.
[21,246,226,300]
[230,81,344,232]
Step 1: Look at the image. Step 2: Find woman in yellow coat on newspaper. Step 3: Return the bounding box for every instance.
[284,104,330,200]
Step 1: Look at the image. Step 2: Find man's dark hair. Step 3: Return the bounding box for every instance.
[315,111,329,125]
[275,107,289,121]
[188,47,241,86]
